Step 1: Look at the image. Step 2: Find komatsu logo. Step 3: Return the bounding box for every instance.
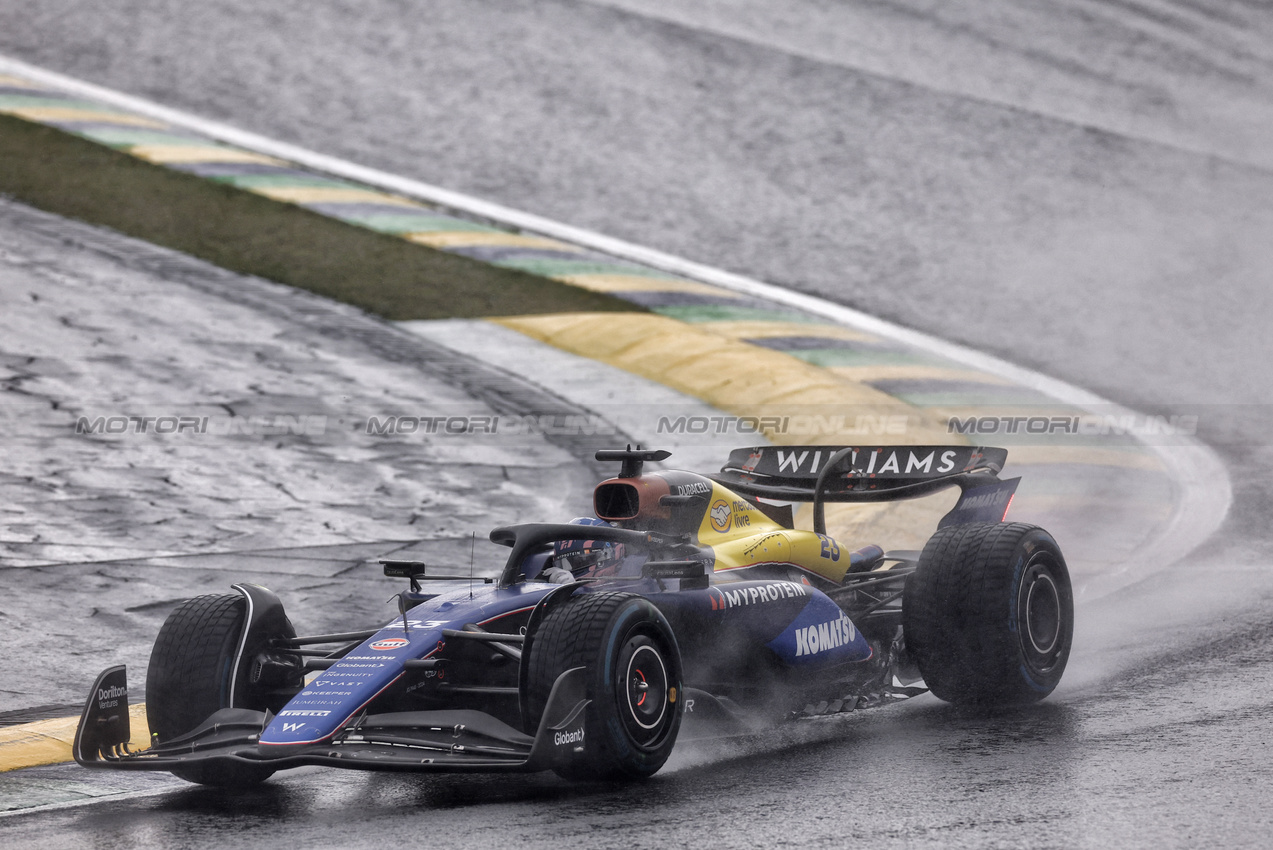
[794,614,857,657]
[960,490,1010,510]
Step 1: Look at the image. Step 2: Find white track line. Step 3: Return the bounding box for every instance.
[0,53,1232,592]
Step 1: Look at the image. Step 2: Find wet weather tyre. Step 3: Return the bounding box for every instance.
[146,594,279,786]
[903,522,1073,705]
[525,591,683,781]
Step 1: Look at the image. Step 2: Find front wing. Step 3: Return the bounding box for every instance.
[74,665,590,775]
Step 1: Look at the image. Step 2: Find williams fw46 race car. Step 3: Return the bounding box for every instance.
[75,445,1073,784]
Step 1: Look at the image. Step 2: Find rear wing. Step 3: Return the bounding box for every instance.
[712,445,1014,534]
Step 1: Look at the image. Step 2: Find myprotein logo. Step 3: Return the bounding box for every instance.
[554,727,585,747]
[709,581,808,611]
[794,614,858,657]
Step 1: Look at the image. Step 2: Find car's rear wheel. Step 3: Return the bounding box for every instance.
[903,522,1073,705]
[146,594,285,786]
[525,591,683,780]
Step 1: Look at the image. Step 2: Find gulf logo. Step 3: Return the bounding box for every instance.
[370,637,409,651]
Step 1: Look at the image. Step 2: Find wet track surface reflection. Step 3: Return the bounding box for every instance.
[9,603,1273,850]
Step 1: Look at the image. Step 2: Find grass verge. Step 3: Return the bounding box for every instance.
[0,114,638,319]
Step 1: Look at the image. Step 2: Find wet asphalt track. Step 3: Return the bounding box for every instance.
[5,614,1273,850]
[2,1,1273,846]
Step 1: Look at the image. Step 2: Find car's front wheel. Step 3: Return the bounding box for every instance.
[146,593,287,786]
[525,591,683,780]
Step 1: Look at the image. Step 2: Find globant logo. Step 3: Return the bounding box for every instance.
[554,727,585,747]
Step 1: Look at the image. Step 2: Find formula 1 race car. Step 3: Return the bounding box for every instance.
[75,444,1073,784]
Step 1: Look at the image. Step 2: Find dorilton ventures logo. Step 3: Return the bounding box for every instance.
[96,684,127,709]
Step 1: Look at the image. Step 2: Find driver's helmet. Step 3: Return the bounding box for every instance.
[553,517,624,577]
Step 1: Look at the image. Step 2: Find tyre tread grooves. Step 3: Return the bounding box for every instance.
[903,522,1072,704]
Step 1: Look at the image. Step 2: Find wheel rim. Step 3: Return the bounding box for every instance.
[1017,555,1068,674]
[617,635,671,747]
[1025,572,1061,655]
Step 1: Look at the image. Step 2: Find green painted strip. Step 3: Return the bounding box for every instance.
[72,128,209,147]
[210,174,357,189]
[1008,437,1160,458]
[0,94,101,109]
[958,432,1146,448]
[892,391,1057,406]
[1,111,638,320]
[787,349,942,368]
[654,304,821,324]
[492,258,667,277]
[336,213,498,234]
